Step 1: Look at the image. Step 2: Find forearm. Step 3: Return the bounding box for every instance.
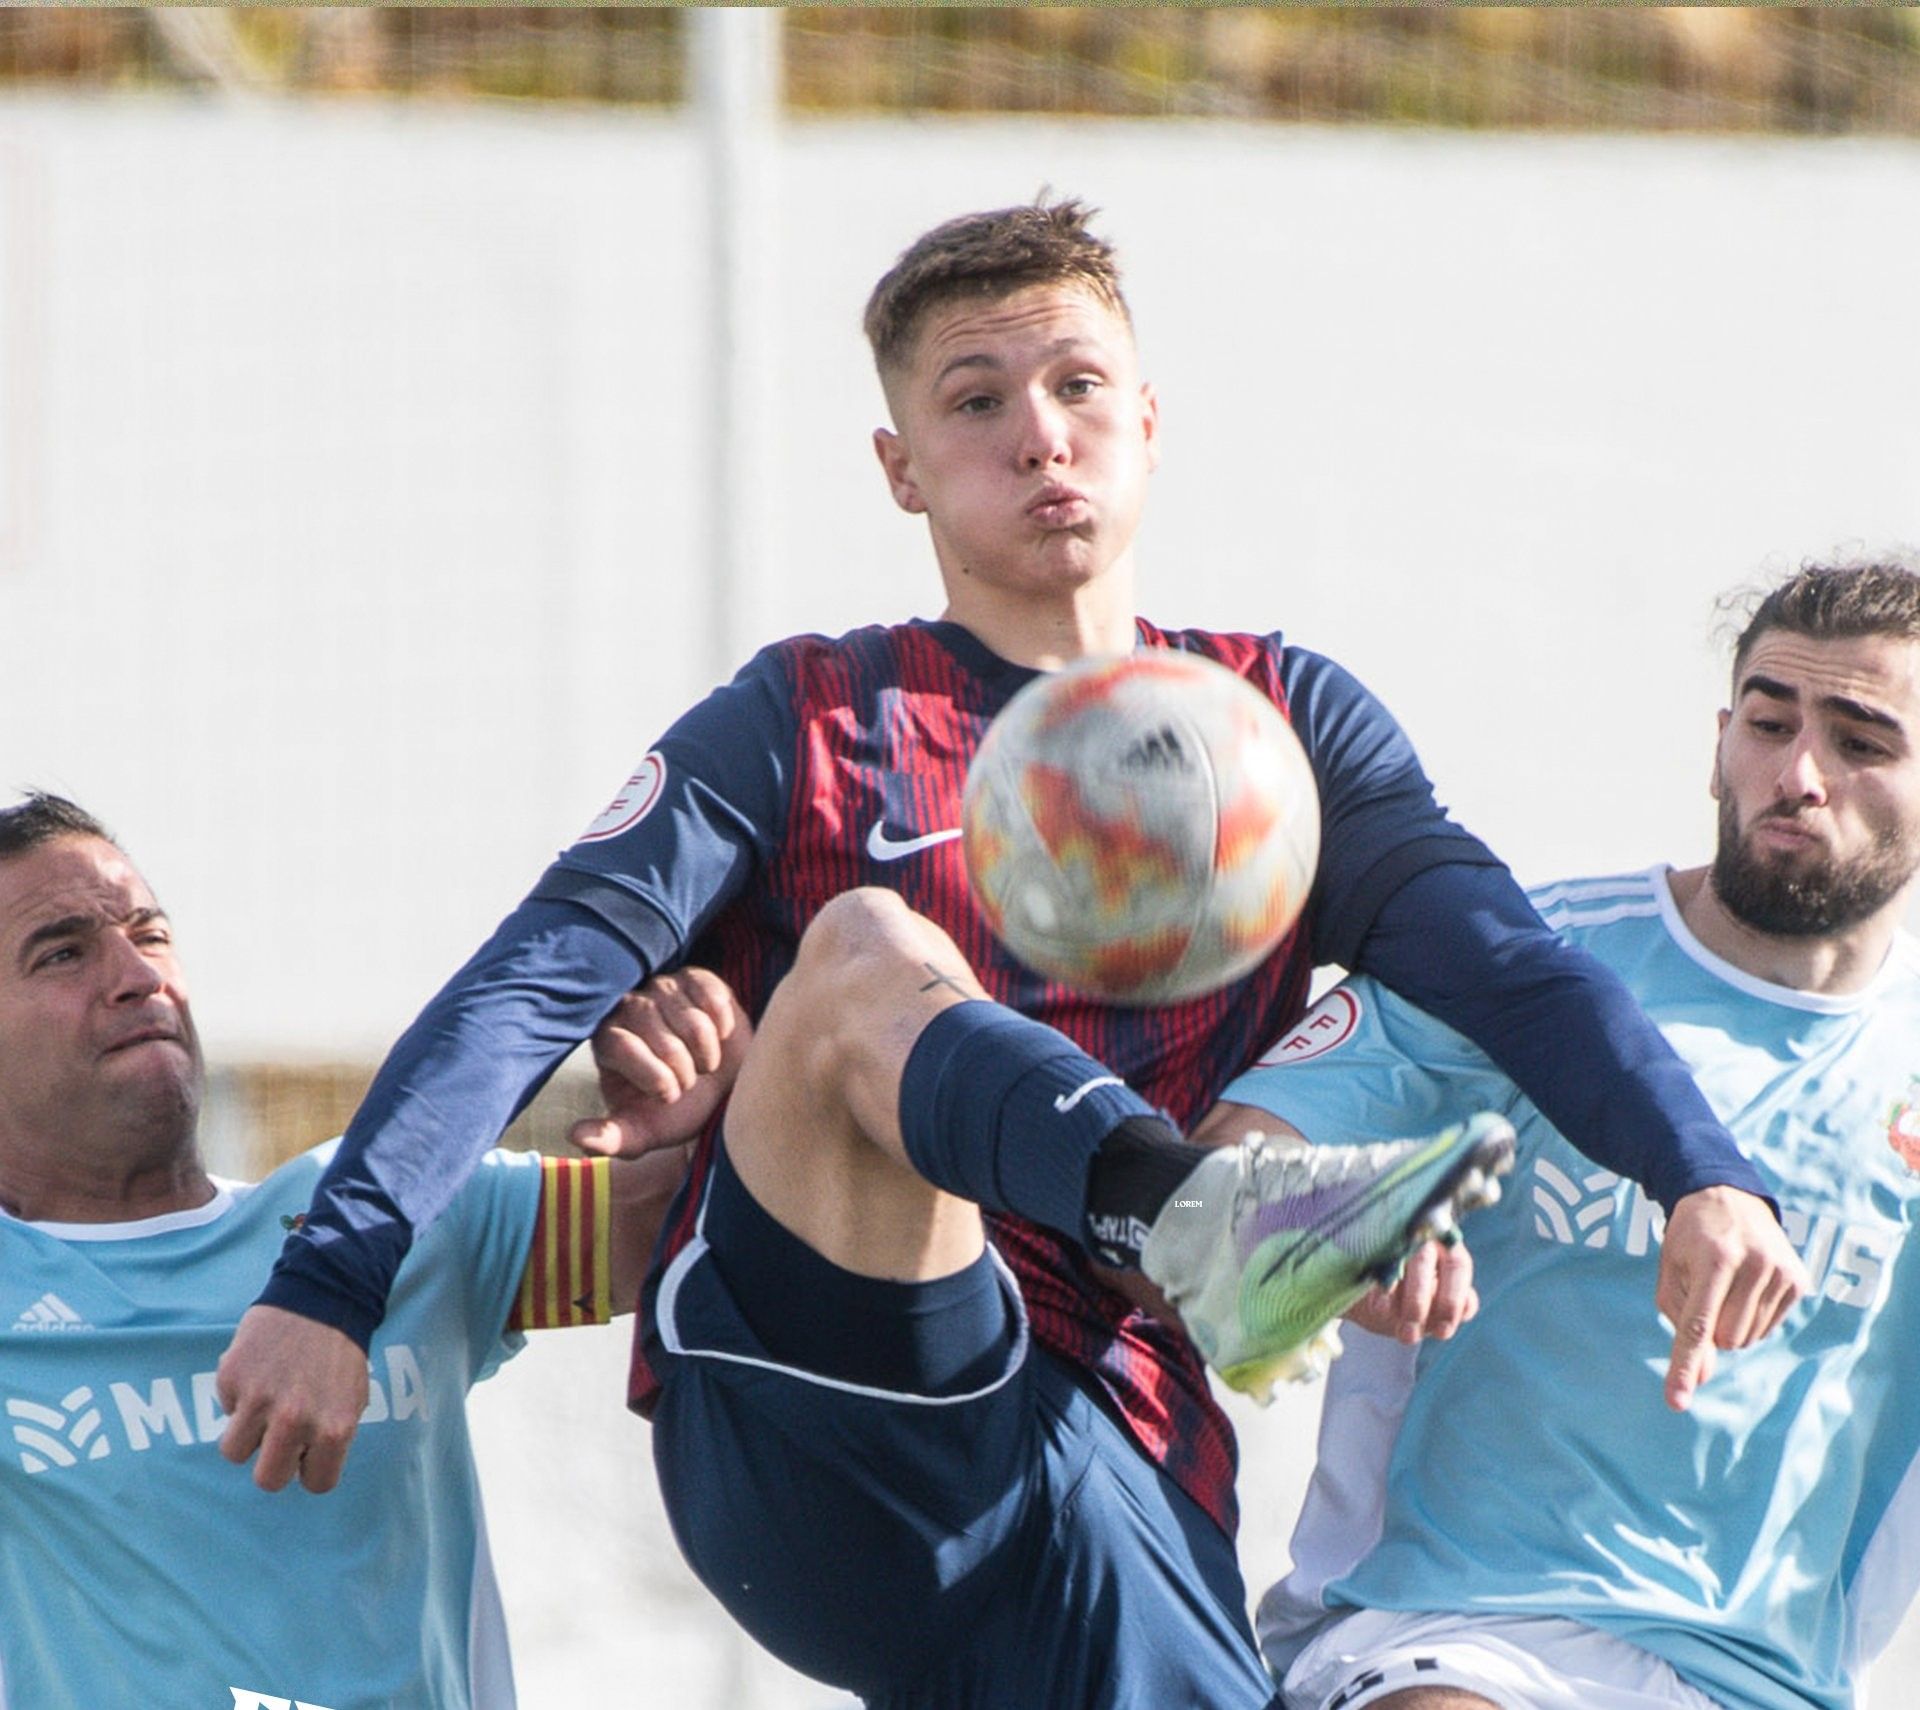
[259,897,650,1347]
[1356,862,1773,1213]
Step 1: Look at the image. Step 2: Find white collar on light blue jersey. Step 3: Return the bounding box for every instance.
[1651,863,1918,1017]
[3,1179,240,1241]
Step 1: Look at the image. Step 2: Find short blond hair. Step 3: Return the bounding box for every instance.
[862,196,1131,379]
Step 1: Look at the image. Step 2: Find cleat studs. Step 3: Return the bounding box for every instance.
[1455,1168,1496,1210]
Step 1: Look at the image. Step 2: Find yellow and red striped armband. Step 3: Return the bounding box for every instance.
[510,1156,612,1331]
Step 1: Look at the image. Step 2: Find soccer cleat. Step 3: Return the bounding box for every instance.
[1139,1113,1517,1403]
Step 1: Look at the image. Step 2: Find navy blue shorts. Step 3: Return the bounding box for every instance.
[644,1142,1279,1710]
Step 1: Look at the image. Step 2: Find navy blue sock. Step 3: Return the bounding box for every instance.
[896,1001,1179,1252]
[1083,1116,1212,1265]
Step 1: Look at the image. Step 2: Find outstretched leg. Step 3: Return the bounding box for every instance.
[722,886,1514,1400]
[723,885,1157,1282]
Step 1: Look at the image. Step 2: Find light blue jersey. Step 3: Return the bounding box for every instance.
[0,1140,539,1710]
[1235,870,1920,1710]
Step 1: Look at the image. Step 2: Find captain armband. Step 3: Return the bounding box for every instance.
[510,1156,613,1331]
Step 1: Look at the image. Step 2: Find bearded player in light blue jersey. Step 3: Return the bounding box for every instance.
[0,793,682,1710]
[1213,559,1920,1710]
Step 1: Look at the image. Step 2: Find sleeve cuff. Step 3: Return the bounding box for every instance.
[1650,1150,1780,1222]
[255,1267,387,1354]
[531,865,686,971]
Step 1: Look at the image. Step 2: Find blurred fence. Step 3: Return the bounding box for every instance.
[2,8,1918,133]
[201,1062,604,1178]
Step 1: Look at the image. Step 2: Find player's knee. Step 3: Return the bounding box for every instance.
[752,893,910,1087]
[795,888,953,1001]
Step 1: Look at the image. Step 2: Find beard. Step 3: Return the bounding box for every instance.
[1711,795,1920,938]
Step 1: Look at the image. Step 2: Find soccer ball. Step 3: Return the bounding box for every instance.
[962,651,1320,1004]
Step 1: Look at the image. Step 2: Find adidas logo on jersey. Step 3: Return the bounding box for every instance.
[11,1292,91,1333]
[6,1343,431,1475]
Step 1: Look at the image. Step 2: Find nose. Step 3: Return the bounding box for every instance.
[101,930,166,1003]
[1775,736,1829,807]
[1017,392,1071,471]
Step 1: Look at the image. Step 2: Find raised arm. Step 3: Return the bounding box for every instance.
[217,653,796,1491]
[1282,646,1805,1405]
[216,900,650,1491]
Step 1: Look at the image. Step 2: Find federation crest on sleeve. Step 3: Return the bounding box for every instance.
[577,753,666,844]
[1253,987,1361,1067]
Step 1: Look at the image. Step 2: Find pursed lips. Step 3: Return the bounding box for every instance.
[1028,485,1090,526]
[1749,812,1827,851]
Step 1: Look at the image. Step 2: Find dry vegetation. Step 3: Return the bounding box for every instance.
[1,8,1917,135]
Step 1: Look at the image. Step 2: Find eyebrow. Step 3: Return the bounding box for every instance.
[1740,672,1906,734]
[931,337,1099,389]
[17,906,169,963]
[933,352,1002,386]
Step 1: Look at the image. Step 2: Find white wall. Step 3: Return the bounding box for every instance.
[3,94,1917,1705]
[1,98,1914,1058]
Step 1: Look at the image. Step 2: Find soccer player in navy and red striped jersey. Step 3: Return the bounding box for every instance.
[217,200,1800,1709]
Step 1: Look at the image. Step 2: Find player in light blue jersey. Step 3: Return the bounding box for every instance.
[0,793,681,1710]
[1213,559,1920,1710]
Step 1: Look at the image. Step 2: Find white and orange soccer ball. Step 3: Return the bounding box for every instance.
[962,651,1321,1005]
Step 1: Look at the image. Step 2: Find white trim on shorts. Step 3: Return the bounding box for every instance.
[1282,1610,1725,1710]
[654,1164,1032,1406]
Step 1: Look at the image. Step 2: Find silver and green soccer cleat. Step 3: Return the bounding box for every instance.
[1140,1113,1516,1402]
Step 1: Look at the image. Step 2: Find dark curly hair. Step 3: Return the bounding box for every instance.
[1730,554,1920,680]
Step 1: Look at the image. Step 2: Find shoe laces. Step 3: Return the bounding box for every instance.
[1238,1130,1417,1198]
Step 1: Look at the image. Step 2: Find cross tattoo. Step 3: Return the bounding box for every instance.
[918,962,971,998]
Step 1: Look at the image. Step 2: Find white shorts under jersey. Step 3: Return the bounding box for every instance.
[1230,869,1920,1710]
[0,1140,540,1710]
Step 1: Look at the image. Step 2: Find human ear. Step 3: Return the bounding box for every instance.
[1708,709,1730,800]
[873,428,926,515]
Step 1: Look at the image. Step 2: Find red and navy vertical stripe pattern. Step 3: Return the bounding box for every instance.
[635,618,1315,1538]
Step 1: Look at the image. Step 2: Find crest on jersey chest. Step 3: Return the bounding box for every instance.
[1887,1079,1920,1175]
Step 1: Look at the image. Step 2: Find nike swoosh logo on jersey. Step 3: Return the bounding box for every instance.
[866,822,963,862]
